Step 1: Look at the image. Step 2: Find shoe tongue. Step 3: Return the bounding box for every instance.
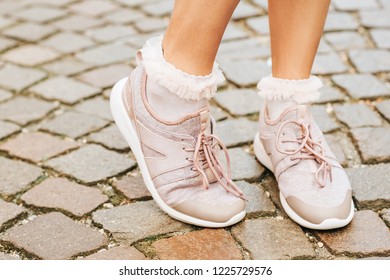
[199,108,211,134]
[281,105,318,173]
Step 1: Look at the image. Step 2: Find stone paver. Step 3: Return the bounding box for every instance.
[382,209,390,227]
[12,6,66,23]
[3,22,55,42]
[371,29,390,49]
[92,201,192,244]
[53,15,101,31]
[46,144,135,183]
[0,89,12,102]
[0,96,57,125]
[88,124,128,151]
[41,111,108,138]
[86,25,137,43]
[324,12,359,31]
[351,127,390,163]
[113,172,151,201]
[153,229,243,260]
[316,85,346,104]
[0,199,26,229]
[214,89,263,116]
[316,211,390,257]
[349,49,390,73]
[21,178,108,216]
[0,64,46,91]
[216,118,258,147]
[332,0,379,11]
[222,148,265,181]
[69,0,117,16]
[0,157,42,196]
[77,64,132,88]
[76,43,134,66]
[235,181,276,217]
[0,212,108,259]
[346,164,390,210]
[312,52,348,75]
[324,134,348,166]
[42,58,92,76]
[324,31,367,51]
[0,132,78,162]
[310,105,340,133]
[232,218,315,260]
[360,10,390,28]
[219,59,270,86]
[42,32,95,54]
[2,45,60,66]
[30,76,100,105]
[210,105,228,121]
[84,246,146,260]
[376,100,390,121]
[334,103,382,128]
[74,97,113,121]
[0,121,19,140]
[332,74,390,99]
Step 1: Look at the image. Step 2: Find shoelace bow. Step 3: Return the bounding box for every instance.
[275,119,333,187]
[183,132,245,199]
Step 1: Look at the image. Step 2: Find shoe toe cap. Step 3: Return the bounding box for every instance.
[284,189,353,225]
[172,198,245,224]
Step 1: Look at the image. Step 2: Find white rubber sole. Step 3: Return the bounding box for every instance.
[254,132,354,230]
[110,77,245,228]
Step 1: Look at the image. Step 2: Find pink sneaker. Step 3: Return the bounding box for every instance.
[254,104,354,230]
[110,65,245,227]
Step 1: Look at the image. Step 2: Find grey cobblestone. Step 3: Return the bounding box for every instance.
[30,76,100,105]
[232,218,315,260]
[0,212,108,259]
[333,103,382,128]
[41,111,108,138]
[351,127,390,163]
[0,96,57,125]
[46,144,136,183]
[0,157,42,196]
[92,201,192,244]
[332,74,390,99]
[346,164,390,210]
[0,0,388,261]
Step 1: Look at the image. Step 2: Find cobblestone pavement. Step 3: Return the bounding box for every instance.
[0,0,390,260]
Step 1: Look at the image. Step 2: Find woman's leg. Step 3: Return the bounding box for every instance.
[262,0,331,119]
[163,0,239,76]
[269,0,330,79]
[254,0,354,230]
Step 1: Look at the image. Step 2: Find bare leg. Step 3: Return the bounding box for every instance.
[268,0,330,79]
[163,0,239,76]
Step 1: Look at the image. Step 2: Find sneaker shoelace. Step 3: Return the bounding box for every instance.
[184,132,245,199]
[275,119,334,187]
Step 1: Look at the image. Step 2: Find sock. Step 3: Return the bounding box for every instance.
[257,75,323,119]
[138,35,225,122]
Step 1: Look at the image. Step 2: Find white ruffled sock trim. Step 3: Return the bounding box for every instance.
[139,35,225,101]
[257,75,323,104]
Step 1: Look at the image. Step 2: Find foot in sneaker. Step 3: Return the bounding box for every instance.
[110,36,245,228]
[254,76,354,230]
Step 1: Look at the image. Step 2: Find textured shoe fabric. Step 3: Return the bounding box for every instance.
[110,65,246,227]
[254,104,354,230]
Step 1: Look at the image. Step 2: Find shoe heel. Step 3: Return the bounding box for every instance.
[253,132,274,172]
